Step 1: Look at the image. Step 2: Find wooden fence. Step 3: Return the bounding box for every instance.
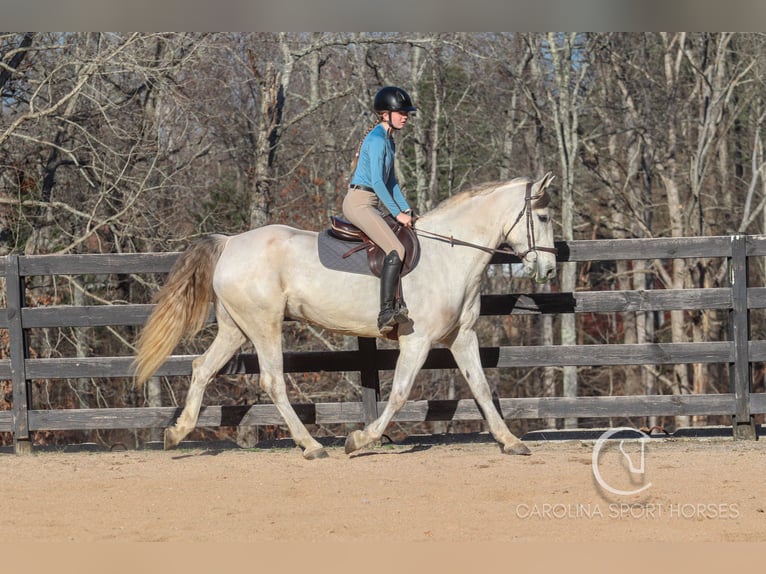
[1,235,765,454]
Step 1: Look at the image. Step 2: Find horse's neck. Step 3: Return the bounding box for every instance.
[419,189,509,250]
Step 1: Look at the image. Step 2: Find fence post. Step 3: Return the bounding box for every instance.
[729,235,756,440]
[6,255,32,454]
[357,337,380,424]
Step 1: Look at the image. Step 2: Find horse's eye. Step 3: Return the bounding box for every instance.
[537,214,549,224]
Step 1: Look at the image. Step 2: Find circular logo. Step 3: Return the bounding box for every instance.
[591,427,652,496]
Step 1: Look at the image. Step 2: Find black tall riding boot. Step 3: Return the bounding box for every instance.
[377,251,407,333]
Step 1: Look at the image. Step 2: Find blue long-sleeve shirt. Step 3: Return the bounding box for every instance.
[350,123,411,216]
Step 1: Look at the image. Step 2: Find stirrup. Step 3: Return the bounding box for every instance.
[393,300,409,323]
[379,322,396,335]
[377,305,398,333]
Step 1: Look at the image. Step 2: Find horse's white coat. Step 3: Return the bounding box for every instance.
[160,174,557,458]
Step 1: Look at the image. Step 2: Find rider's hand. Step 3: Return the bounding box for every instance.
[396,211,413,228]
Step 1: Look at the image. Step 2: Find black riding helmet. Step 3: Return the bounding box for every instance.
[373,86,417,114]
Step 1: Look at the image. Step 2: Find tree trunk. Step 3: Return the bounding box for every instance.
[544,32,588,428]
[248,35,294,229]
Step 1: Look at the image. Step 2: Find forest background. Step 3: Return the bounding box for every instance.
[2,32,766,447]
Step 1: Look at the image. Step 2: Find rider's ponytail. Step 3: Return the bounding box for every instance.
[350,119,381,175]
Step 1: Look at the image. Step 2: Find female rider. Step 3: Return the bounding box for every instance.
[343,86,416,334]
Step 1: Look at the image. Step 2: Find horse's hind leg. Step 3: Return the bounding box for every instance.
[164,305,246,449]
[245,319,328,460]
[449,327,530,455]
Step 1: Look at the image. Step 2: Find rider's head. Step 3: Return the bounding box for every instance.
[373,86,416,131]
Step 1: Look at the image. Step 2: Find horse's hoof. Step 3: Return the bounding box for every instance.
[503,442,532,456]
[345,430,365,455]
[163,428,179,450]
[303,447,329,460]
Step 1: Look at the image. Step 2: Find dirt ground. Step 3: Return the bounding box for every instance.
[1,434,765,544]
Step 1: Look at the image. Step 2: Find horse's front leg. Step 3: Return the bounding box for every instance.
[345,340,431,455]
[449,327,530,455]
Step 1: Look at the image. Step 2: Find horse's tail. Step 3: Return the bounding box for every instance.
[133,234,228,387]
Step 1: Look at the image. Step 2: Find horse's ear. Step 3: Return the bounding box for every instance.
[533,171,555,195]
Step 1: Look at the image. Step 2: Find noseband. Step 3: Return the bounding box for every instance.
[414,182,558,259]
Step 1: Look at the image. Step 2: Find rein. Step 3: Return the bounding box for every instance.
[414,182,558,259]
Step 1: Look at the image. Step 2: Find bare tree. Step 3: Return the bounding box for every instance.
[535,32,591,428]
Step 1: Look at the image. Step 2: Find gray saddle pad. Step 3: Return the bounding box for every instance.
[317,230,376,276]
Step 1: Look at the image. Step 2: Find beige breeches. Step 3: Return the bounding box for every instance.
[342,187,405,259]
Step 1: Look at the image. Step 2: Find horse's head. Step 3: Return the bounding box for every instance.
[505,172,557,283]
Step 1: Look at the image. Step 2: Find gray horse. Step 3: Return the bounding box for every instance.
[134,173,558,459]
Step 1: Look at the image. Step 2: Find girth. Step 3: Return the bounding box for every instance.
[328,215,420,277]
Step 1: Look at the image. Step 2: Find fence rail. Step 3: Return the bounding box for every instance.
[1,235,764,453]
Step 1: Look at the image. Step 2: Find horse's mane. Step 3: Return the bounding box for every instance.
[424,176,548,218]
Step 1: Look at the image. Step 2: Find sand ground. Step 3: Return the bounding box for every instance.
[2,435,764,543]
